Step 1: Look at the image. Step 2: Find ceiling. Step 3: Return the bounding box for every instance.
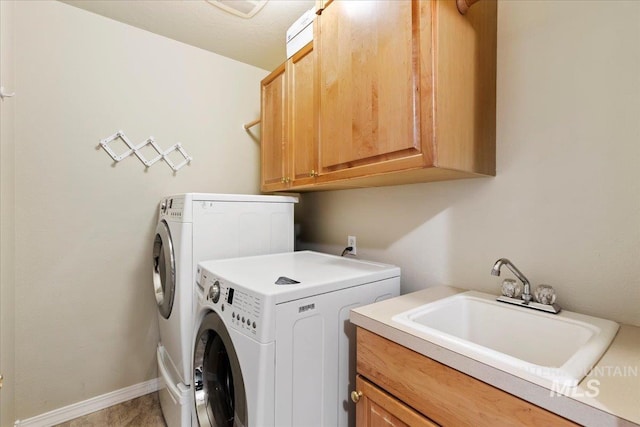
[61,0,316,71]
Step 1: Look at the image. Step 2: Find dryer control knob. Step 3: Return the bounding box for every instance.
[209,281,221,303]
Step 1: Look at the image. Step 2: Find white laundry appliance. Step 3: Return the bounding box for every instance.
[152,193,297,427]
[193,251,400,427]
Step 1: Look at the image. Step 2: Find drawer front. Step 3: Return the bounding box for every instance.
[356,327,578,427]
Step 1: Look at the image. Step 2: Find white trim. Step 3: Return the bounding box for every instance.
[14,378,161,427]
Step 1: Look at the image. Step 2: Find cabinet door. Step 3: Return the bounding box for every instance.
[354,375,438,427]
[317,0,425,178]
[315,0,333,14]
[288,42,317,186]
[261,63,288,191]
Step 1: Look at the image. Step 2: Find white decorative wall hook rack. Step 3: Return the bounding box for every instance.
[99,131,192,172]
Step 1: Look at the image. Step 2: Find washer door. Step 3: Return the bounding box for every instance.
[152,220,175,319]
[193,312,247,427]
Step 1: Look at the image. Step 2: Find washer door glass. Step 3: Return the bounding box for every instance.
[194,312,247,427]
[152,220,175,319]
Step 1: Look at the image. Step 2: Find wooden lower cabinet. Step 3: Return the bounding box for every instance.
[354,327,579,427]
[355,375,438,427]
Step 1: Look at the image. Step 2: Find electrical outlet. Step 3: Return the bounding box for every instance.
[347,235,357,255]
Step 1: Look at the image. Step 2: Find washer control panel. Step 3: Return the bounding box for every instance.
[200,270,265,342]
[159,196,185,219]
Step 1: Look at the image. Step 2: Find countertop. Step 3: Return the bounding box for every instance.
[350,286,640,427]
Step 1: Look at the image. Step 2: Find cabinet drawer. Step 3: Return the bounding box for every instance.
[356,327,578,427]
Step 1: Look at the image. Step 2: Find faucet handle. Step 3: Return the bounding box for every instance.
[534,285,557,305]
[501,279,522,298]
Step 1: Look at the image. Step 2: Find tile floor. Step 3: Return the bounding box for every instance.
[53,392,166,427]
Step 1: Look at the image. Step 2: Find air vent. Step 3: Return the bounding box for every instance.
[205,0,268,19]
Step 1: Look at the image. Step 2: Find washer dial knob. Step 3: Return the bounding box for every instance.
[209,281,221,303]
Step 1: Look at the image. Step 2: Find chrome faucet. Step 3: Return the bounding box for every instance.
[491,258,532,304]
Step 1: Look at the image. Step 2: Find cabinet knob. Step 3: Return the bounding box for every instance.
[350,390,363,404]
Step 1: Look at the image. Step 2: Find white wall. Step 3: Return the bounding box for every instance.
[12,1,266,420]
[298,0,640,327]
[1,1,16,425]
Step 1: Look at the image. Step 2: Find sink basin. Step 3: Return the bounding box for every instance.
[392,291,619,387]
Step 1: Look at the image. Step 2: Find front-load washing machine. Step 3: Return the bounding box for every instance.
[152,193,297,427]
[193,251,400,427]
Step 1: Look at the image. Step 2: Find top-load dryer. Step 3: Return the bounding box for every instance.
[152,193,297,427]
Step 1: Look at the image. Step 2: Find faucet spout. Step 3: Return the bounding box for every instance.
[491,258,532,304]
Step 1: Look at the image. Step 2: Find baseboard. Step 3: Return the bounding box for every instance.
[14,378,161,427]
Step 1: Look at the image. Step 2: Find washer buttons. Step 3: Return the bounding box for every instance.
[252,321,257,329]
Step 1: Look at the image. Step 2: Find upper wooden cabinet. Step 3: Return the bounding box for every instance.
[288,43,317,187]
[260,0,497,192]
[316,0,420,176]
[261,62,287,192]
[260,42,316,192]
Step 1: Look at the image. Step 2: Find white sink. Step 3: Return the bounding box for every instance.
[392,291,619,387]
